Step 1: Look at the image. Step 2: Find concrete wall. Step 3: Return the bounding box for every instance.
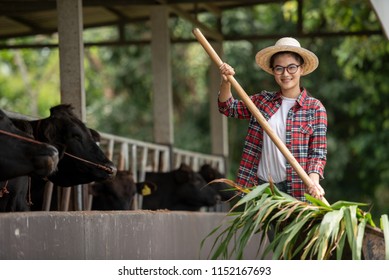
[0,211,268,260]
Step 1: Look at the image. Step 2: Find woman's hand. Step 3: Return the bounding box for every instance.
[308,173,325,200]
[219,63,235,82]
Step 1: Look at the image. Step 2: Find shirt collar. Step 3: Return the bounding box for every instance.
[274,88,307,107]
[274,91,283,101]
[296,87,308,107]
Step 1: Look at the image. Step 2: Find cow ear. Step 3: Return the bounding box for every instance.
[136,182,157,196]
[174,163,192,183]
[179,163,192,171]
[50,104,75,118]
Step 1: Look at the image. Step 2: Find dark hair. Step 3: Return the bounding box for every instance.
[269,51,304,68]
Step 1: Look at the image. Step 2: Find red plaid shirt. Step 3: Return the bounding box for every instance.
[218,88,327,201]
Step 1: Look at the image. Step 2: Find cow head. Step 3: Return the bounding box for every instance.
[30,104,117,186]
[0,109,59,180]
[141,163,220,211]
[90,170,156,210]
[198,164,235,201]
[172,163,221,210]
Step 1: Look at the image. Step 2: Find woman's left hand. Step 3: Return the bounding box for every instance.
[308,173,325,199]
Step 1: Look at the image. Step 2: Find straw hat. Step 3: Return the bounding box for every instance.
[255,37,319,76]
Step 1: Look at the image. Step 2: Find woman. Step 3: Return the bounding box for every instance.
[218,37,327,201]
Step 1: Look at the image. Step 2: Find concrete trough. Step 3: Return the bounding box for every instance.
[0,211,266,260]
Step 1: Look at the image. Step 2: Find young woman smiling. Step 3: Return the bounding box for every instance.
[218,37,327,201]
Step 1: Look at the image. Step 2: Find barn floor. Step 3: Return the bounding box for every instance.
[0,211,269,260]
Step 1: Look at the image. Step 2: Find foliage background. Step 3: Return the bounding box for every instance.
[0,0,388,221]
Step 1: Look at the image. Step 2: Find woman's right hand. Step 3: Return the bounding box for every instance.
[219,63,235,82]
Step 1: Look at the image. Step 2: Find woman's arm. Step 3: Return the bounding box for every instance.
[218,63,234,102]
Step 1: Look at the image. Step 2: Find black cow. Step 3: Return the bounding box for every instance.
[142,163,221,211]
[90,170,154,210]
[0,109,59,181]
[23,104,117,186]
[11,104,117,210]
[198,164,235,201]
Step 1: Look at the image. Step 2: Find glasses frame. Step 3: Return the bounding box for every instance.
[272,64,301,75]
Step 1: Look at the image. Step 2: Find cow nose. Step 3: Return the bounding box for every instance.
[40,144,59,166]
[39,143,58,156]
[50,144,58,154]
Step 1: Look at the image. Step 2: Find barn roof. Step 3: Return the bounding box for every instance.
[0,0,384,49]
[0,0,265,41]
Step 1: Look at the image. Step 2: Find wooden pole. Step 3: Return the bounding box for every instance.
[192,28,329,205]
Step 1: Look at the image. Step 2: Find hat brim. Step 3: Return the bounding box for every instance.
[255,45,319,76]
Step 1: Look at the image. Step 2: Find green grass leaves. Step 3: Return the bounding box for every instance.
[202,183,387,260]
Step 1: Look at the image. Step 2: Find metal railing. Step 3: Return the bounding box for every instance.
[99,133,226,177]
[172,147,226,175]
[99,132,171,182]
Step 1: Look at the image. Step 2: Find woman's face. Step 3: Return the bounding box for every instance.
[272,53,303,95]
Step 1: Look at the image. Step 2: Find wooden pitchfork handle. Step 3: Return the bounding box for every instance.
[193,28,329,205]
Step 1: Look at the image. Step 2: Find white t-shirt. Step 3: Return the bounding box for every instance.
[257,96,296,183]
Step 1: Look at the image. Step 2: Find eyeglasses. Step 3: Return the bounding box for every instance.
[272,64,301,75]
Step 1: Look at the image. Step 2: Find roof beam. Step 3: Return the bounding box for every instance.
[155,0,222,41]
[1,29,383,50]
[199,3,222,17]
[0,2,56,15]
[6,15,47,33]
[168,4,223,41]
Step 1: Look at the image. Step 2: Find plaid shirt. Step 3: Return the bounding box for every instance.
[218,88,327,201]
